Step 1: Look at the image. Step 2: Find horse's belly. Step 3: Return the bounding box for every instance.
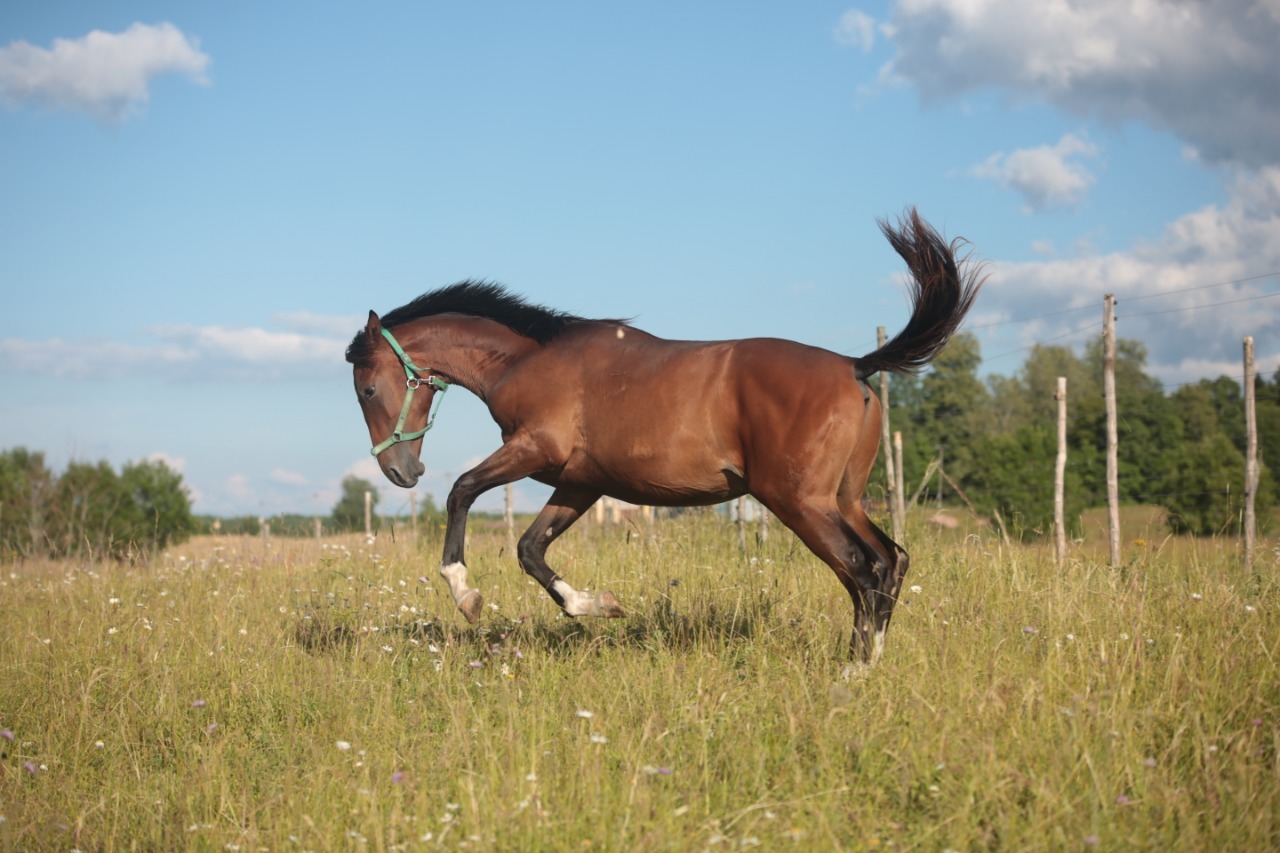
[548,439,744,507]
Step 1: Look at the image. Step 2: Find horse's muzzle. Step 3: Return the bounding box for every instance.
[383,457,425,488]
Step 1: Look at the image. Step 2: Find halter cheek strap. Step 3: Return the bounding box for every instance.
[370,327,449,456]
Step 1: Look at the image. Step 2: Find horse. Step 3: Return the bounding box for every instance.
[346,208,984,662]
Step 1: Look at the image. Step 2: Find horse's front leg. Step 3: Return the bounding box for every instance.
[518,486,624,618]
[439,438,548,624]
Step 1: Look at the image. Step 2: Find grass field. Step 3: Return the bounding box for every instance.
[1,510,1277,850]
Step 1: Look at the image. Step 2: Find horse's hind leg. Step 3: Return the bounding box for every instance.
[863,517,909,636]
[758,498,884,662]
[845,509,908,659]
[836,430,906,661]
[518,486,624,618]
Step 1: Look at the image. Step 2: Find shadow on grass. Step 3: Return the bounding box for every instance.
[291,585,829,662]
[293,610,452,652]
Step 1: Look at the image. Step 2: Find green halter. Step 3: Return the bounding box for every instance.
[369,327,449,457]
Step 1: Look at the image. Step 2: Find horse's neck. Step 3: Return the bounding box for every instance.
[408,315,538,399]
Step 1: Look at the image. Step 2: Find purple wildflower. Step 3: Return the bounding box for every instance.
[192,699,207,708]
[0,728,13,742]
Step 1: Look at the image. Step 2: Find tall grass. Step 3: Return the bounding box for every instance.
[1,514,1276,850]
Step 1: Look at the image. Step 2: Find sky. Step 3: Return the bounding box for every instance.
[1,1,1277,519]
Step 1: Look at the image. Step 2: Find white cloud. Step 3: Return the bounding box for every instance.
[0,22,209,122]
[269,468,309,486]
[879,0,1280,168]
[146,450,186,473]
[0,322,350,381]
[344,457,385,484]
[834,9,878,51]
[979,167,1280,381]
[149,324,343,366]
[226,473,254,502]
[971,133,1100,212]
[274,311,365,338]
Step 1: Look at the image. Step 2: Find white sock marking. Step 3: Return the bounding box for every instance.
[552,579,597,616]
[440,561,476,606]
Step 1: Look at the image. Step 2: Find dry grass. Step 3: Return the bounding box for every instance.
[1,514,1277,850]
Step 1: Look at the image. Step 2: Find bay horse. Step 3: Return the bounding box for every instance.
[347,209,983,661]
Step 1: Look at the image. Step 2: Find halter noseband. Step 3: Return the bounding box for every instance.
[369,327,449,457]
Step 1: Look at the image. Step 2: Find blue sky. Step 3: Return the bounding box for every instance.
[2,1,1277,518]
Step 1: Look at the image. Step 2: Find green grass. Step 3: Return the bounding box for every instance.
[1,514,1277,850]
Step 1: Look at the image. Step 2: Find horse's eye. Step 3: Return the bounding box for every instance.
[362,385,376,399]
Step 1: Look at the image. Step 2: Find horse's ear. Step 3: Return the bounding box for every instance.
[365,311,382,340]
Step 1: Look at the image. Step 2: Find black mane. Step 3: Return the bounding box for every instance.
[346,280,613,364]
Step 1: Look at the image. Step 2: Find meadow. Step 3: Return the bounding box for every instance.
[1,509,1276,851]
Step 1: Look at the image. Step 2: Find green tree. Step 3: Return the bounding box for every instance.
[1157,432,1267,535]
[49,460,124,557]
[115,459,195,555]
[1183,372,1280,505]
[1159,379,1276,536]
[193,515,261,536]
[965,423,1088,540]
[0,448,54,557]
[1015,344,1095,429]
[418,491,446,533]
[1259,370,1280,478]
[332,475,378,532]
[1069,338,1181,506]
[893,332,992,491]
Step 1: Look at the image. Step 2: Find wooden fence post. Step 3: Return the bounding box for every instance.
[736,495,747,552]
[505,483,515,551]
[877,326,902,541]
[1054,376,1067,568]
[1103,294,1120,568]
[364,490,373,540]
[1243,336,1258,572]
[893,431,906,534]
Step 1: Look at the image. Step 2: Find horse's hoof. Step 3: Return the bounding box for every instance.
[596,590,625,618]
[459,590,484,624]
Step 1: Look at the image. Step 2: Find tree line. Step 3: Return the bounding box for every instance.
[0,449,194,560]
[2,334,1272,558]
[887,333,1277,538]
[186,475,448,538]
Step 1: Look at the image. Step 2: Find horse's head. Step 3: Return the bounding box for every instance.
[348,311,448,489]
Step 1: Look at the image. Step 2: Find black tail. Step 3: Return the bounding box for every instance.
[854,208,986,381]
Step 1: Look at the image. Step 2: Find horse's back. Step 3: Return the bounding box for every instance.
[510,325,872,502]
